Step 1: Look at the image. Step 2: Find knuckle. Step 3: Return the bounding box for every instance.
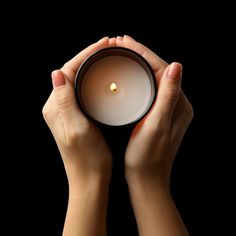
[186,103,194,120]
[62,61,70,70]
[42,104,50,120]
[65,120,90,146]
[183,99,194,122]
[66,129,80,146]
[56,96,73,111]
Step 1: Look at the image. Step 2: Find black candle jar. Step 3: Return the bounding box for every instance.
[74,47,157,127]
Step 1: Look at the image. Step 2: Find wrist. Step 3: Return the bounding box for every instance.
[126,162,171,185]
[68,173,111,197]
[126,175,172,206]
[126,169,170,193]
[63,156,112,189]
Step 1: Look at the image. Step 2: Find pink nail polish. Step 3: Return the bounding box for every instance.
[52,70,66,87]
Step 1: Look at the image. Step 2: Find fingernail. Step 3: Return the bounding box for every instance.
[124,35,135,41]
[167,63,182,80]
[52,70,66,88]
[116,36,123,41]
[98,36,109,42]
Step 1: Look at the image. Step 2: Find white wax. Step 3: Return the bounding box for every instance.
[81,56,154,126]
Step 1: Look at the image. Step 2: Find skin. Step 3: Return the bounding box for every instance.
[117,36,193,236]
[42,35,193,236]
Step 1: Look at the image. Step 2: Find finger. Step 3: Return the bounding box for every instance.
[117,35,186,123]
[61,36,110,81]
[150,62,182,122]
[52,70,84,121]
[123,35,136,41]
[116,35,168,80]
[117,35,186,101]
[42,91,58,124]
[109,37,117,47]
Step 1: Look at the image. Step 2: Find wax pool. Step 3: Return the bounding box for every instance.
[80,55,155,126]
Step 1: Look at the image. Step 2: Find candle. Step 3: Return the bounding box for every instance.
[74,47,156,127]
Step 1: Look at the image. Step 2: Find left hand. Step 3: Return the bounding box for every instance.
[42,37,114,187]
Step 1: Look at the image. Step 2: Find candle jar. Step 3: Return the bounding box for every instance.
[74,47,157,127]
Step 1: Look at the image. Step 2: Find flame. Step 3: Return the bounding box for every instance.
[110,82,118,92]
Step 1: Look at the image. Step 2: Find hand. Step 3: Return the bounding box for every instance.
[115,35,192,236]
[42,37,113,188]
[43,37,119,236]
[115,36,193,185]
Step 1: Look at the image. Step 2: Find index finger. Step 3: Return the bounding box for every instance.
[61,37,110,82]
[116,35,185,103]
[116,35,168,80]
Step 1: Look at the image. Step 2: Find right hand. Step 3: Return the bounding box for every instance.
[116,36,193,185]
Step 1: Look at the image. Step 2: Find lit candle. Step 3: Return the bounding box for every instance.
[74,47,156,127]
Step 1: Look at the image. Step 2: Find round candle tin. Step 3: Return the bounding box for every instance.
[74,47,157,127]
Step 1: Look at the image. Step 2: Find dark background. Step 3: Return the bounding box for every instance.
[2,3,233,236]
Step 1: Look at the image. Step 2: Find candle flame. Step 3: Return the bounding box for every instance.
[110,82,118,92]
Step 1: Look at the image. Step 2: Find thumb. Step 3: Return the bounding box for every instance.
[153,62,182,120]
[52,70,81,119]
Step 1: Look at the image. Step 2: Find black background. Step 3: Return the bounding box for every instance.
[2,3,233,236]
